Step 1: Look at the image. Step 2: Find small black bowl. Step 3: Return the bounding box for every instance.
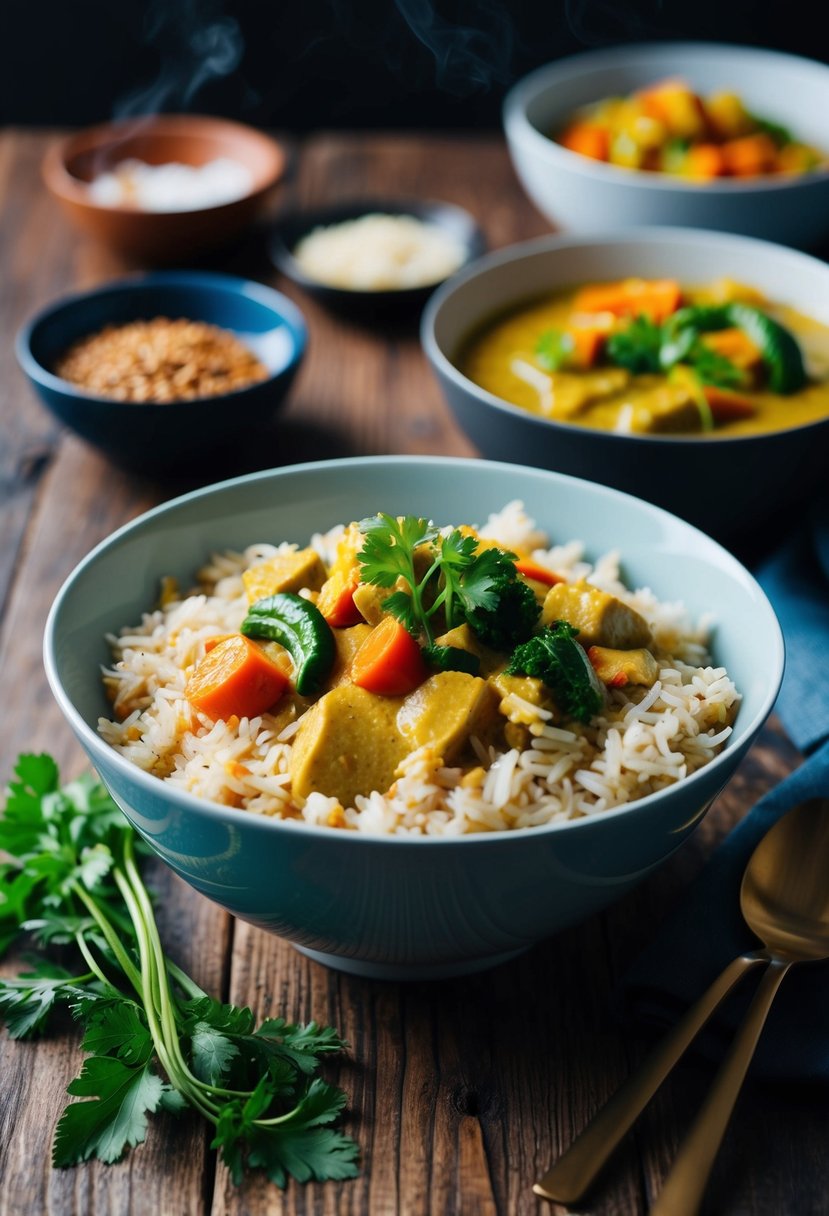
[269,199,485,324]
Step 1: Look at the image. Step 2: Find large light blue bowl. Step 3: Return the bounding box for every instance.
[44,457,783,980]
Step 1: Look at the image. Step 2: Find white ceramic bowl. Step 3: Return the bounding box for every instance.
[503,43,829,248]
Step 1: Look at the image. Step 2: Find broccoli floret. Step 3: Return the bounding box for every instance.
[507,621,605,724]
[465,577,539,652]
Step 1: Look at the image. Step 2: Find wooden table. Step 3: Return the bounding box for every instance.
[0,130,825,1216]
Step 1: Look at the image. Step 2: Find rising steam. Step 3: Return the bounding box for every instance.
[115,0,244,117]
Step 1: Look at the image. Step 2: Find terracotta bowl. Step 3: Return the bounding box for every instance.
[42,114,286,265]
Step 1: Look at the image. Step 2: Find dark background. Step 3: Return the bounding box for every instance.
[3,0,828,130]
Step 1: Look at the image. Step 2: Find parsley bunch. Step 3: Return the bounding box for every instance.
[357,514,538,660]
[0,755,359,1188]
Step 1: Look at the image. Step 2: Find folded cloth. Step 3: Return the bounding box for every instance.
[619,505,829,1084]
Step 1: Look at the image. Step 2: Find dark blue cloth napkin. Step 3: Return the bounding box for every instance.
[619,503,829,1084]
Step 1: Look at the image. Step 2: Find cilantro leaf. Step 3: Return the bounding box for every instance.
[190,1021,240,1086]
[0,961,88,1039]
[247,1125,360,1189]
[1,755,359,1189]
[53,1054,168,1165]
[606,315,664,373]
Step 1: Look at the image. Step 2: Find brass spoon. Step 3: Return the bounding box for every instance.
[534,798,829,1211]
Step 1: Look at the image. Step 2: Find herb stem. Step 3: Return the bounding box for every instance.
[73,931,122,996]
[71,881,144,997]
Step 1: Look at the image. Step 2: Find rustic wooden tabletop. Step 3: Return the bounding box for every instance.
[0,129,826,1216]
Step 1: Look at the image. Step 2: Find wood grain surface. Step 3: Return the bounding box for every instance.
[0,129,825,1216]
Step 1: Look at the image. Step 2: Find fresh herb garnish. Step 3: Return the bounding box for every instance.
[605,315,664,374]
[535,329,575,371]
[507,621,605,724]
[603,300,806,395]
[0,755,359,1186]
[358,514,539,652]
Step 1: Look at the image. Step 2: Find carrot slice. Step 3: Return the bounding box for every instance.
[565,325,606,368]
[702,385,757,422]
[721,134,777,177]
[573,279,682,323]
[186,634,289,721]
[318,567,363,628]
[351,616,427,696]
[514,558,564,587]
[560,121,610,162]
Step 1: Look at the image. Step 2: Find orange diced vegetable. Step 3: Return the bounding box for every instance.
[560,121,610,162]
[317,567,363,628]
[514,558,564,587]
[573,278,682,323]
[702,385,758,422]
[186,634,289,721]
[701,328,763,373]
[351,616,427,696]
[637,80,707,140]
[204,633,234,654]
[721,134,778,177]
[684,144,726,180]
[565,324,606,367]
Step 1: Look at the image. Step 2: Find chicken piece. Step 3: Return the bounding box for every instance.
[542,581,652,649]
[290,684,404,806]
[243,547,326,605]
[329,623,373,687]
[587,645,659,689]
[547,368,632,421]
[614,381,705,435]
[352,581,389,626]
[397,672,500,761]
[489,671,559,724]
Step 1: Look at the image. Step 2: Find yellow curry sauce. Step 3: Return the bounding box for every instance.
[460,283,829,438]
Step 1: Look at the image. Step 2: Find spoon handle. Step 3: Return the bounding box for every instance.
[533,951,765,1204]
[651,957,791,1216]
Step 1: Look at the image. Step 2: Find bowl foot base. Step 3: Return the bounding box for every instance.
[293,943,530,981]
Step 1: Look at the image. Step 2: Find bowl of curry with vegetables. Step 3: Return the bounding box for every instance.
[422,228,829,541]
[44,456,782,978]
[503,43,829,248]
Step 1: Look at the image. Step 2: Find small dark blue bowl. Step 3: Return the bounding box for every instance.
[16,271,307,476]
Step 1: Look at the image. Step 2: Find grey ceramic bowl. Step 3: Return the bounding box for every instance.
[421,228,829,544]
[44,457,782,980]
[503,43,829,249]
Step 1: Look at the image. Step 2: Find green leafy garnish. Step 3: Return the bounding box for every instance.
[606,315,664,374]
[603,300,806,396]
[507,621,605,724]
[358,514,539,652]
[535,329,575,371]
[0,755,359,1186]
[422,644,481,676]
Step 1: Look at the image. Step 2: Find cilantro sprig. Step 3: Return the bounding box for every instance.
[0,755,359,1187]
[357,514,538,656]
